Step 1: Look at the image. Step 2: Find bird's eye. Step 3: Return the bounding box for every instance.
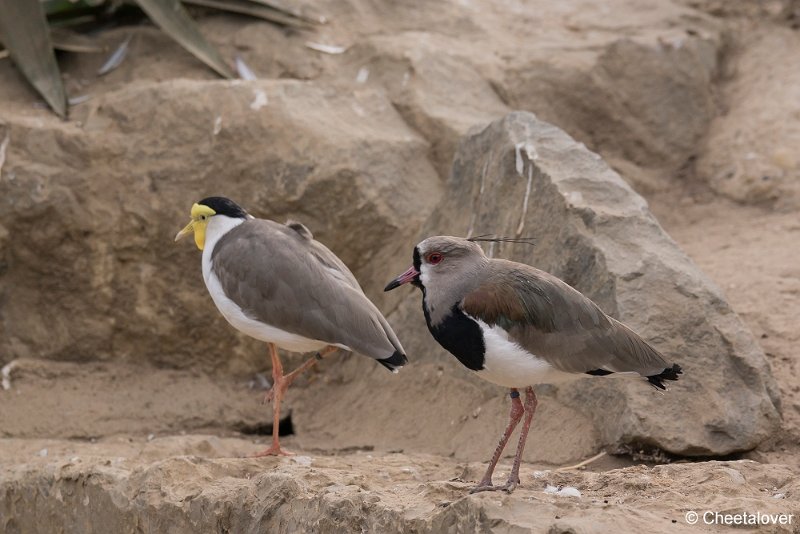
[427,252,443,265]
[199,215,207,221]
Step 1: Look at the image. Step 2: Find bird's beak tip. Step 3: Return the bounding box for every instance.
[383,280,400,292]
[174,221,194,243]
[384,266,419,292]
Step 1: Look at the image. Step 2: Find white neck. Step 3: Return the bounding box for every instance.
[206,215,247,252]
[201,215,247,280]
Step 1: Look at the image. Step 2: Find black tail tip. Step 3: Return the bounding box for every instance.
[377,350,408,373]
[647,363,682,390]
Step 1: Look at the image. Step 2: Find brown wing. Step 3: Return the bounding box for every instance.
[211,219,404,361]
[461,261,670,376]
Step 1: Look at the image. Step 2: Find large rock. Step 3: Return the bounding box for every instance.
[0,79,441,374]
[696,27,800,209]
[332,33,510,178]
[380,112,780,457]
[493,32,722,194]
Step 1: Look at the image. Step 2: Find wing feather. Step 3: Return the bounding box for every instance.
[461,261,669,376]
[211,219,403,360]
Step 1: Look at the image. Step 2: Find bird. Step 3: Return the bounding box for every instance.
[175,196,407,456]
[384,235,681,493]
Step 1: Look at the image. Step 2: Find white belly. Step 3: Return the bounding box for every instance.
[201,250,332,354]
[473,319,576,388]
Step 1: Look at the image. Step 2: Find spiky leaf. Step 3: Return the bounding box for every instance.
[135,0,234,78]
[0,0,67,116]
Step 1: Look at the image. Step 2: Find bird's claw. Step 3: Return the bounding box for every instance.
[250,445,294,457]
[469,484,492,494]
[469,478,519,494]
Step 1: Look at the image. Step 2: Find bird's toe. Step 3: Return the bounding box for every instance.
[469,483,496,494]
[250,445,294,457]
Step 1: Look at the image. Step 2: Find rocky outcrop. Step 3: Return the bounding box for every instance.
[697,27,800,209]
[494,32,722,193]
[380,112,780,457]
[1,438,797,534]
[0,80,441,373]
[0,0,794,531]
[0,0,737,376]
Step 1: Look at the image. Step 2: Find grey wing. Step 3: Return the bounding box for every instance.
[285,219,361,290]
[212,220,405,361]
[463,262,671,376]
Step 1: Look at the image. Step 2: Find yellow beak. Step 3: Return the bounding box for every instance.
[174,220,194,242]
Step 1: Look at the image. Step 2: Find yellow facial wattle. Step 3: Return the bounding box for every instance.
[174,203,216,250]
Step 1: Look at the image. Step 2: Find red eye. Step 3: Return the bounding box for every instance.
[427,252,443,265]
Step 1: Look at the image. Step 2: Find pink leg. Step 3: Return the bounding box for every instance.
[252,343,291,457]
[252,345,337,457]
[470,389,525,493]
[503,386,538,493]
[262,345,337,404]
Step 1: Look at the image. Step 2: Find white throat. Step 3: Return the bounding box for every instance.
[201,215,247,281]
[419,263,432,288]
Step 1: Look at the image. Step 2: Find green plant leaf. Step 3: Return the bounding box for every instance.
[50,27,106,53]
[182,0,313,29]
[135,0,234,78]
[247,0,325,24]
[42,0,108,18]
[0,0,67,116]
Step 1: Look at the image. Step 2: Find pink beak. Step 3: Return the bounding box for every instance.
[384,266,420,291]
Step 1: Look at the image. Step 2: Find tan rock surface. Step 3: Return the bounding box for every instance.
[0,79,441,373]
[696,26,800,208]
[2,437,799,533]
[1,0,798,531]
[382,111,778,456]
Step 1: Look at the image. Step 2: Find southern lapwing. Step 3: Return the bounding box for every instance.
[176,197,407,456]
[385,235,681,493]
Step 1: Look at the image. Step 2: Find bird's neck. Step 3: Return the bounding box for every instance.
[203,215,246,258]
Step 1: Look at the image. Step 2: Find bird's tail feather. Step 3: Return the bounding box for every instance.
[376,350,408,373]
[646,363,683,390]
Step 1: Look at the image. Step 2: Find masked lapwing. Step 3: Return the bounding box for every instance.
[385,235,681,493]
[176,197,407,456]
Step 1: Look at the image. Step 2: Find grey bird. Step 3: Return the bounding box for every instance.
[176,196,407,456]
[385,236,681,493]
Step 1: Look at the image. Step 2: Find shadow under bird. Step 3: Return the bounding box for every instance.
[385,235,682,493]
[176,197,407,456]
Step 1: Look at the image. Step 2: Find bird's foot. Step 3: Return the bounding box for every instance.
[250,444,294,457]
[469,477,519,494]
[469,477,495,494]
[469,483,495,494]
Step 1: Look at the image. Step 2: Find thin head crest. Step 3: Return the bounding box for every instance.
[467,234,536,246]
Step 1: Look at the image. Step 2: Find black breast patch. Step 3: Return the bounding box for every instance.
[424,301,485,372]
